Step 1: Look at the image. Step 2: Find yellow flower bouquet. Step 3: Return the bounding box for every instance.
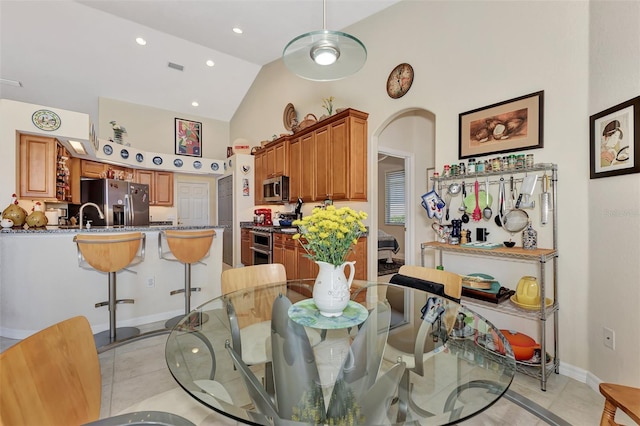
[292,206,367,267]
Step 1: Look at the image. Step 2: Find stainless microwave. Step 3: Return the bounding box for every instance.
[263,176,289,203]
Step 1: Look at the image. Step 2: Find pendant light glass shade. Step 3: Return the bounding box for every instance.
[283,30,366,81]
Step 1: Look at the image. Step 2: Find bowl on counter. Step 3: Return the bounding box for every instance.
[279,219,293,226]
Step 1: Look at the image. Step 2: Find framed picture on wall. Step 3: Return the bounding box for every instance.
[590,95,640,179]
[175,118,202,157]
[458,91,544,159]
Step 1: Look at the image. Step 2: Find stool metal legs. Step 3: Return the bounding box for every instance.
[94,271,140,348]
[165,263,208,329]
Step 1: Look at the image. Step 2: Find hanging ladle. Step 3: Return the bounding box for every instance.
[495,177,506,227]
[483,176,492,220]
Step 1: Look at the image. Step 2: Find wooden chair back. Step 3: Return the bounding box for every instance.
[74,232,143,272]
[164,229,216,264]
[599,382,640,426]
[0,316,101,426]
[398,265,463,300]
[221,264,287,328]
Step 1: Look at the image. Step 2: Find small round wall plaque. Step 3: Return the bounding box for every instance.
[32,110,61,131]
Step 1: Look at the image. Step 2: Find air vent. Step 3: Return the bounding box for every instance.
[167,62,184,71]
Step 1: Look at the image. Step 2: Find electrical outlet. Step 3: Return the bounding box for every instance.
[603,327,615,350]
[146,276,155,288]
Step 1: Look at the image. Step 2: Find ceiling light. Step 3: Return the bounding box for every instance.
[232,27,243,34]
[135,37,146,46]
[283,0,366,81]
[69,140,87,155]
[191,101,199,107]
[205,60,215,67]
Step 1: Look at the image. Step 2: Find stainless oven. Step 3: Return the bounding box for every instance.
[250,228,272,265]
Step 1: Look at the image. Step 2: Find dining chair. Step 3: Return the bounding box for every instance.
[599,382,640,426]
[221,264,321,395]
[382,265,463,421]
[0,316,195,426]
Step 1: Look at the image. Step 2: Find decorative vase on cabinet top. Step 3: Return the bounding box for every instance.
[313,260,356,317]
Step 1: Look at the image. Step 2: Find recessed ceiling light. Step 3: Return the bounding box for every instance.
[135,37,147,46]
[232,27,243,34]
[206,60,215,67]
[69,140,87,155]
[192,101,199,107]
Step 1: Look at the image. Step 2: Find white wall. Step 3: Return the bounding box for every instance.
[99,97,229,160]
[230,0,606,382]
[588,1,640,386]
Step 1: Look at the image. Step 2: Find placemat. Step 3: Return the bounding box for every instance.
[288,299,369,329]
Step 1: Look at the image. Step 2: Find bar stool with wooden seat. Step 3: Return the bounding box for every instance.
[599,382,640,426]
[73,232,146,348]
[159,229,216,329]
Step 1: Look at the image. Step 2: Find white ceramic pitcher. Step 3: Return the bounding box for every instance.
[313,260,356,317]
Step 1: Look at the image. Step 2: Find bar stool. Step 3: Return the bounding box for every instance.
[73,232,146,348]
[159,229,216,329]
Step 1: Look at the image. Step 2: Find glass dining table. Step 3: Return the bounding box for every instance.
[165,280,517,425]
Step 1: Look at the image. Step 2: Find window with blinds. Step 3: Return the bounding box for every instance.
[385,169,405,225]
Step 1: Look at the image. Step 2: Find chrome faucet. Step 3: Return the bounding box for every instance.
[79,203,105,230]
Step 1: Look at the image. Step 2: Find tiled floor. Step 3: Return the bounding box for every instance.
[1,319,611,425]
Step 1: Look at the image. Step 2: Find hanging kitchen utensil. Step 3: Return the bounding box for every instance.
[540,173,551,225]
[495,177,505,227]
[472,179,482,221]
[501,175,529,242]
[483,176,492,220]
[460,181,469,223]
[515,174,538,208]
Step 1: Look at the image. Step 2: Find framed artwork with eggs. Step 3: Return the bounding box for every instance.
[458,91,544,159]
[589,95,640,179]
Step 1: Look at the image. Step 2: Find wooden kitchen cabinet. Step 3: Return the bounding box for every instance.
[254,149,266,204]
[241,228,252,266]
[288,137,302,201]
[19,134,71,202]
[275,232,367,281]
[314,125,331,201]
[299,132,316,202]
[265,140,288,178]
[80,159,107,178]
[134,169,174,206]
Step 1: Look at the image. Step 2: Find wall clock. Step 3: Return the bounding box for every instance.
[32,109,61,131]
[386,63,414,99]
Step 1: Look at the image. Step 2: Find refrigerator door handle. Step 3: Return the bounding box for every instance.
[125,194,133,225]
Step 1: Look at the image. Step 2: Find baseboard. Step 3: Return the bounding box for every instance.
[559,360,602,393]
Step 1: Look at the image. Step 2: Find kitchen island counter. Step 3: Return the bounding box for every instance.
[0,226,224,339]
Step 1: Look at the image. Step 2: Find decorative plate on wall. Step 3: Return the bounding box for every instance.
[211,163,219,171]
[136,153,144,163]
[103,145,113,155]
[174,158,183,168]
[153,156,163,165]
[120,149,129,159]
[193,161,202,169]
[32,109,61,131]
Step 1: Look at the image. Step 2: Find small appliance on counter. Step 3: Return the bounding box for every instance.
[254,208,272,225]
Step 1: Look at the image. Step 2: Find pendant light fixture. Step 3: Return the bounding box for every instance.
[283,0,367,81]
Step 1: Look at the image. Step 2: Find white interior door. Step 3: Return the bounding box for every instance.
[177,181,209,226]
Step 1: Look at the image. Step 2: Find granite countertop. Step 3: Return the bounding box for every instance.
[0,225,223,235]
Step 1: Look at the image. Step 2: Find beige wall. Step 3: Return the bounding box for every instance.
[588,1,640,387]
[231,0,639,387]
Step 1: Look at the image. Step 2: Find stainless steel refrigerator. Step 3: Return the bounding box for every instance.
[81,179,150,226]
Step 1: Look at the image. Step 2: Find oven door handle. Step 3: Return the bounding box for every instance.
[250,231,271,238]
[250,247,271,255]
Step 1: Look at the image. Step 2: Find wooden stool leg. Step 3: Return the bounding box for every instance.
[600,399,619,426]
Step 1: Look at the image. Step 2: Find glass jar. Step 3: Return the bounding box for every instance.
[443,164,451,177]
[501,156,509,170]
[468,159,476,173]
[526,154,534,168]
[450,164,459,177]
[492,157,501,171]
[516,154,525,169]
[476,160,485,173]
[459,162,466,176]
[508,155,516,170]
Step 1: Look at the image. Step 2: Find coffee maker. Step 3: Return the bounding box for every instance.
[254,208,272,225]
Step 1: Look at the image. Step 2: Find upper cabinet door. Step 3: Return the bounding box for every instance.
[314,125,331,201]
[19,134,57,200]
